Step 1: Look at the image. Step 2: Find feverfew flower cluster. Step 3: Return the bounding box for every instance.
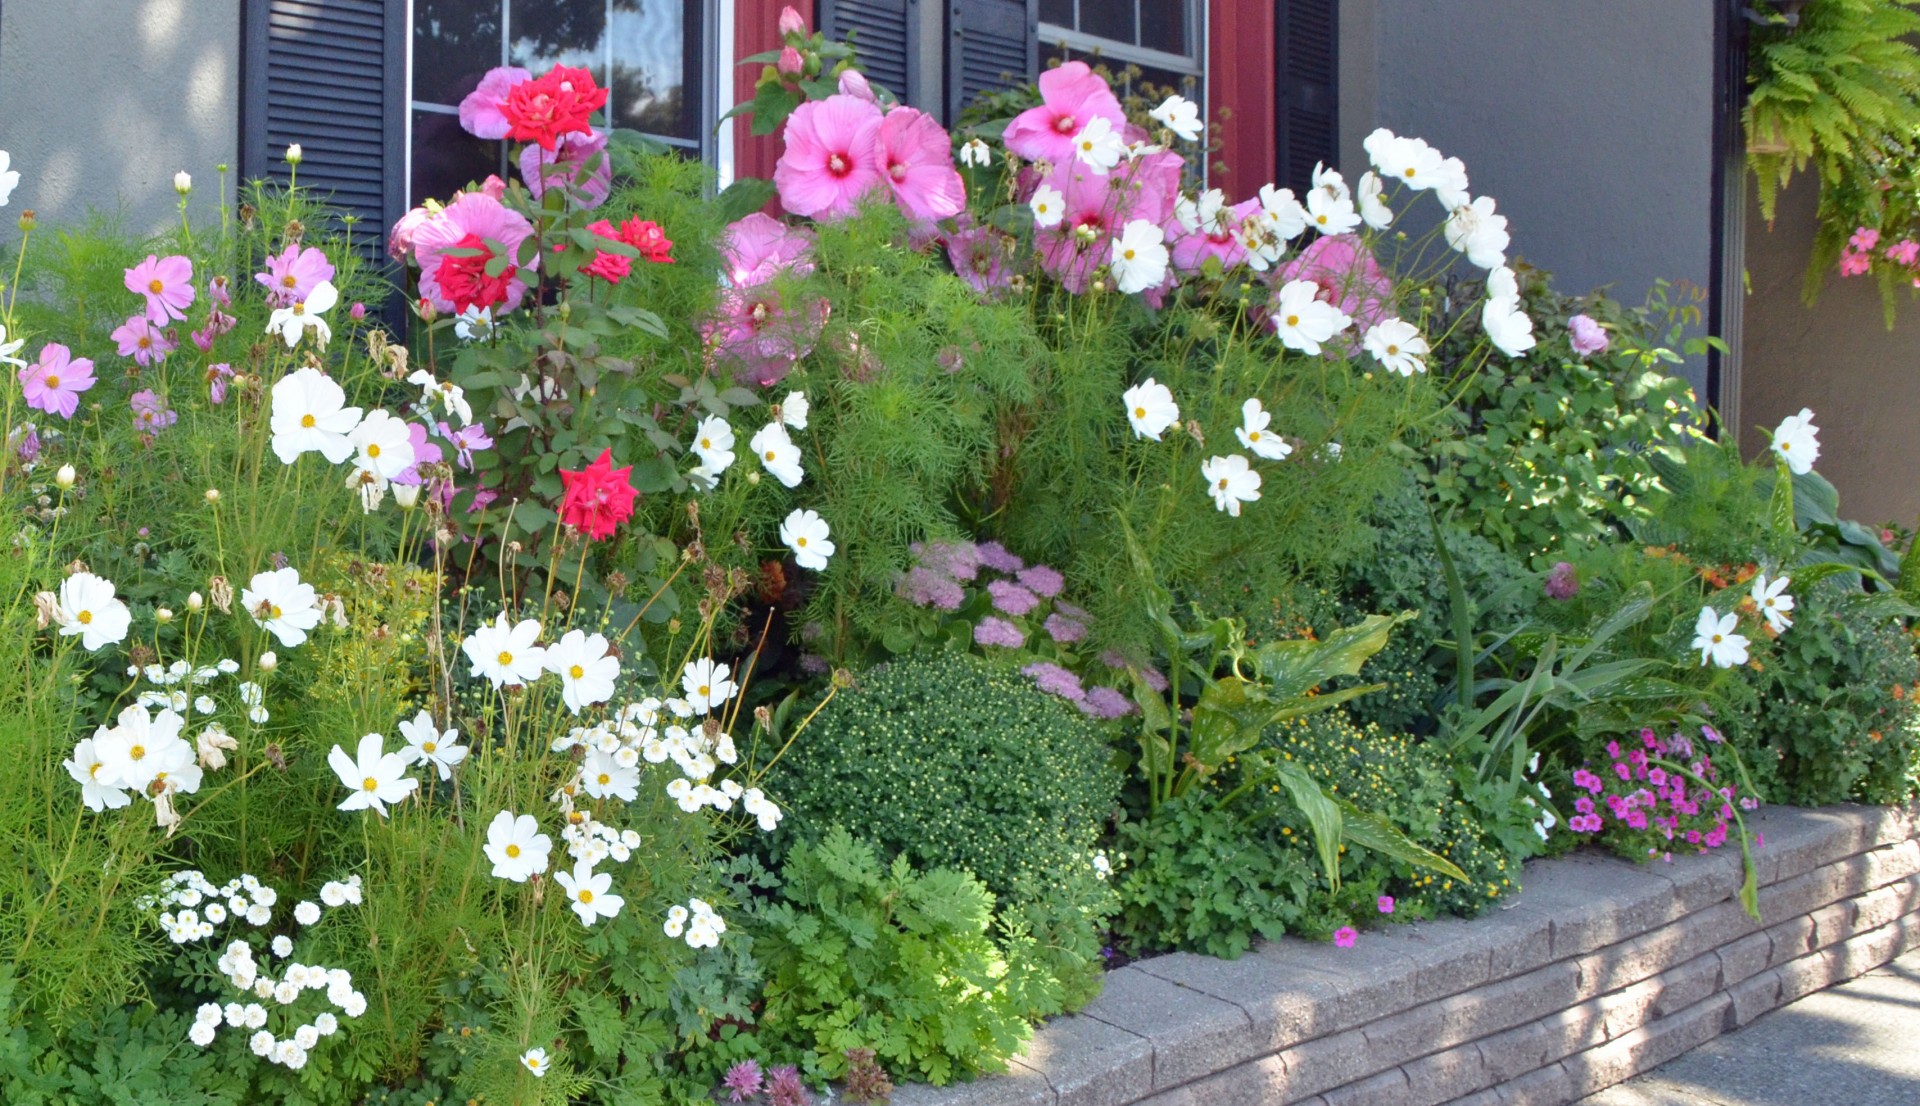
[663,897,726,948]
[1568,727,1756,861]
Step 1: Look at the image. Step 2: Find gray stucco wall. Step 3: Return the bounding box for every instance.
[1342,0,1718,394]
[0,0,240,237]
[1742,179,1920,528]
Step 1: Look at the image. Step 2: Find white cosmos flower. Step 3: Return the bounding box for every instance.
[484,811,551,882]
[1364,129,1444,190]
[270,367,363,466]
[55,571,132,650]
[1751,573,1795,634]
[328,732,418,816]
[779,390,810,430]
[396,709,467,780]
[348,409,416,481]
[462,614,547,688]
[581,748,639,802]
[1305,165,1360,235]
[0,324,26,369]
[241,567,324,648]
[749,422,804,487]
[691,415,734,467]
[1270,279,1354,355]
[780,508,835,570]
[544,629,620,714]
[266,279,338,349]
[1363,318,1430,376]
[1201,454,1262,517]
[1433,156,1472,211]
[1482,295,1536,358]
[453,305,494,342]
[65,737,133,812]
[681,657,737,714]
[0,150,18,207]
[554,861,623,926]
[1770,408,1820,475]
[1110,220,1170,294]
[1030,184,1065,228]
[1235,398,1293,461]
[1257,183,1310,241]
[1122,378,1179,441]
[1072,115,1126,173]
[958,138,992,167]
[93,704,191,792]
[1149,94,1203,141]
[1356,172,1393,230]
[407,369,474,426]
[1692,606,1750,668]
[1175,188,1225,235]
[521,1047,550,1078]
[1444,195,1510,269]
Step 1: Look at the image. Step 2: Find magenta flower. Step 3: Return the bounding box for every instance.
[130,389,177,434]
[1034,155,1182,291]
[412,191,539,316]
[1023,661,1086,701]
[18,343,96,418]
[1887,238,1920,267]
[987,579,1041,616]
[125,254,195,325]
[723,213,816,286]
[520,128,612,210]
[1079,685,1135,719]
[458,66,533,139]
[436,421,494,471]
[1544,561,1579,600]
[773,94,885,219]
[1850,226,1881,252]
[191,308,237,352]
[1567,314,1609,357]
[111,315,174,367]
[876,107,965,222]
[766,1065,812,1106]
[1004,61,1124,165]
[1273,235,1392,357]
[256,244,336,307]
[206,363,234,405]
[12,423,40,463]
[1377,896,1395,914]
[973,616,1025,648]
[1333,926,1358,948]
[722,1059,765,1103]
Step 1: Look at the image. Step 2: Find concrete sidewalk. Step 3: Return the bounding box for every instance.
[1575,947,1920,1106]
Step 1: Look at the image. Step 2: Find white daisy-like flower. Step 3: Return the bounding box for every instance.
[1200,454,1262,517]
[347,409,417,482]
[484,810,552,882]
[294,901,321,926]
[749,422,804,488]
[55,571,132,651]
[691,415,735,468]
[958,138,993,167]
[681,657,737,714]
[462,614,547,688]
[1362,318,1430,376]
[1751,573,1795,634]
[1355,171,1393,230]
[326,732,419,817]
[266,280,338,350]
[1270,279,1353,355]
[1235,398,1294,461]
[521,1047,550,1078]
[240,566,324,648]
[1030,183,1065,228]
[1770,408,1820,475]
[1692,606,1751,669]
[553,861,624,927]
[1072,115,1126,173]
[396,709,468,780]
[780,509,835,571]
[1109,220,1170,294]
[1122,378,1179,441]
[544,630,620,715]
[1149,94,1203,141]
[581,748,640,802]
[269,366,362,465]
[779,390,810,430]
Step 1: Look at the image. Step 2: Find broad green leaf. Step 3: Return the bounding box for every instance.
[1249,611,1413,698]
[1338,804,1470,882]
[1269,761,1345,892]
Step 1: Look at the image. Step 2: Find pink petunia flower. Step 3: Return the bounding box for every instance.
[111,315,175,367]
[411,191,539,315]
[520,129,612,210]
[773,94,885,219]
[1004,61,1125,165]
[18,343,96,418]
[1377,896,1395,914]
[255,244,335,307]
[1333,926,1358,948]
[876,107,965,222]
[125,254,195,325]
[458,66,533,140]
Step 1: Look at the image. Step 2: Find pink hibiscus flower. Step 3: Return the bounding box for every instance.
[773,94,885,219]
[18,343,96,419]
[1032,154,1180,292]
[125,254,195,325]
[1271,235,1393,356]
[1003,61,1125,165]
[255,244,336,307]
[1168,194,1259,274]
[520,129,611,210]
[111,315,175,367]
[458,66,533,140]
[877,107,965,222]
[704,288,830,389]
[722,213,815,287]
[945,223,1015,297]
[411,191,538,315]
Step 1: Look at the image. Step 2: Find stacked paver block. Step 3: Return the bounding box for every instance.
[891,803,1920,1106]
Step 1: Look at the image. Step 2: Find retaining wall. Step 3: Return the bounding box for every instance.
[895,803,1920,1106]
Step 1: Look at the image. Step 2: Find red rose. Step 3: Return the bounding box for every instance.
[617,218,675,263]
[558,448,637,540]
[503,65,608,152]
[581,221,635,285]
[433,233,517,313]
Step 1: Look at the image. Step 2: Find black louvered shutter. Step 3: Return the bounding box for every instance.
[1276,0,1338,192]
[821,0,922,107]
[948,0,1036,121]
[240,0,405,255]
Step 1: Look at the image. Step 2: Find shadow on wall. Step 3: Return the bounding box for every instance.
[0,0,239,236]
[1742,177,1920,529]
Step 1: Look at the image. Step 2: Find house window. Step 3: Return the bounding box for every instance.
[1037,0,1203,103]
[408,0,710,207]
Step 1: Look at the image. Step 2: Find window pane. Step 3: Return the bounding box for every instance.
[1139,0,1186,56]
[1080,0,1135,45]
[411,110,503,206]
[509,0,609,80]
[414,0,504,105]
[1038,0,1072,27]
[611,0,699,141]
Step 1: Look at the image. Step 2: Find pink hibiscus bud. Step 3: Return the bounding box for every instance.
[481,174,507,200]
[778,45,805,77]
[778,5,808,40]
[350,302,367,320]
[838,69,876,103]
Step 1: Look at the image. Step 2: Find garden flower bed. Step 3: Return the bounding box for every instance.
[2,8,1918,1106]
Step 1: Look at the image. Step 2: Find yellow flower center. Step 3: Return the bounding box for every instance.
[505,843,521,858]
[597,773,611,786]
[1123,248,1136,260]
[1133,406,1146,419]
[301,413,317,428]
[700,438,712,449]
[1711,634,1723,644]
[764,450,776,461]
[77,610,93,625]
[44,374,59,389]
[269,604,283,620]
[363,776,378,791]
[796,536,808,547]
[1387,344,1400,355]
[1217,478,1229,490]
[148,279,165,294]
[528,1056,542,1069]
[282,274,298,289]
[89,763,101,779]
[1248,431,1262,441]
[422,741,437,753]
[497,651,513,666]
[1316,215,1328,225]
[1286,315,1300,327]
[698,684,711,697]
[292,303,306,317]
[1404,167,1416,178]
[568,664,585,679]
[577,889,594,904]
[366,443,381,458]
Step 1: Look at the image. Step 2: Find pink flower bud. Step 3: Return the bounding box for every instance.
[778,5,807,39]
[481,174,507,200]
[838,69,876,103]
[778,45,804,77]
[350,302,367,320]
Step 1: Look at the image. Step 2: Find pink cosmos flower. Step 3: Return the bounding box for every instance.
[1004,61,1125,165]
[125,254,195,325]
[412,191,538,315]
[392,422,445,488]
[111,315,174,367]
[773,94,885,219]
[256,244,336,307]
[459,66,533,140]
[1033,153,1184,292]
[876,107,965,222]
[1272,235,1393,356]
[130,389,177,434]
[1333,926,1358,948]
[519,129,612,210]
[18,343,95,418]
[723,213,816,286]
[207,363,234,404]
